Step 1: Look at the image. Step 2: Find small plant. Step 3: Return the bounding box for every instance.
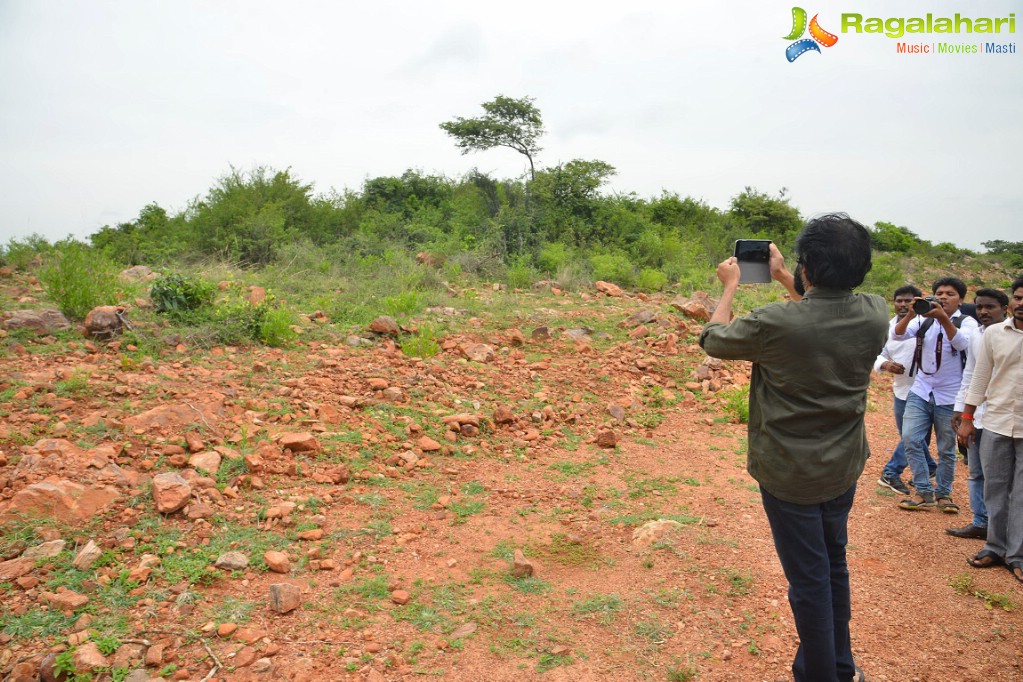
[53,651,77,678]
[949,572,1018,611]
[150,273,215,314]
[634,617,671,642]
[667,658,699,681]
[402,324,441,358]
[720,383,750,424]
[93,633,122,656]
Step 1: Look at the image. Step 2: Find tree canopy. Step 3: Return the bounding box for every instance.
[440,95,545,179]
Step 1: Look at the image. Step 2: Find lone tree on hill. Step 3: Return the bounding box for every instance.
[440,95,545,180]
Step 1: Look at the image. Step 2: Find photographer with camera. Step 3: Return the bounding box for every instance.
[893,277,979,512]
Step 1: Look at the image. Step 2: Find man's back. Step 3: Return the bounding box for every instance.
[701,288,888,504]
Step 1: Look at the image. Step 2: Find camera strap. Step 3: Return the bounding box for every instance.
[908,315,967,377]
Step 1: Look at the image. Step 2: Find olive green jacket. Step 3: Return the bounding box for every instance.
[699,288,888,504]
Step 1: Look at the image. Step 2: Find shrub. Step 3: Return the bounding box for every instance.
[720,384,750,423]
[40,240,121,320]
[402,324,441,358]
[636,267,668,291]
[588,252,635,287]
[256,306,298,347]
[505,254,538,289]
[538,242,571,274]
[150,274,215,315]
[1,234,52,270]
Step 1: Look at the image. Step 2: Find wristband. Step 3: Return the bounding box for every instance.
[961,414,974,421]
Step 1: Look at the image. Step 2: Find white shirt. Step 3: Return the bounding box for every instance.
[954,325,987,429]
[892,310,977,405]
[873,316,917,401]
[965,317,1023,438]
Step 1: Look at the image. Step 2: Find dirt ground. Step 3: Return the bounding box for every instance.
[1,281,1021,682]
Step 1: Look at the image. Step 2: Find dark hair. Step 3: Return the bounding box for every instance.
[794,213,873,289]
[1011,275,1023,294]
[894,285,923,299]
[975,288,1009,307]
[931,276,966,298]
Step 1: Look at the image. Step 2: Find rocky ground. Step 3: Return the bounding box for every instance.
[1,270,1021,682]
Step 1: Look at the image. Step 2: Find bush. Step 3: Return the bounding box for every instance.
[40,240,121,320]
[720,384,750,423]
[506,255,538,289]
[1,234,52,270]
[401,324,441,358]
[588,252,635,287]
[636,267,668,291]
[150,274,215,315]
[538,242,571,274]
[256,306,298,347]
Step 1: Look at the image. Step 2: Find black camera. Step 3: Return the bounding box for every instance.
[913,296,939,315]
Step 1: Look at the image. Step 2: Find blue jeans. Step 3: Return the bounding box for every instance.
[882,396,936,479]
[902,392,957,497]
[761,484,858,682]
[967,430,987,528]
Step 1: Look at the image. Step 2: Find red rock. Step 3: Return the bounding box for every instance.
[151,472,192,514]
[185,432,205,453]
[0,480,118,524]
[368,316,400,335]
[73,641,109,671]
[234,645,258,667]
[247,286,267,306]
[390,589,411,605]
[269,583,301,613]
[367,378,389,390]
[233,627,268,644]
[2,309,71,335]
[512,550,534,578]
[40,588,89,611]
[83,305,125,339]
[493,406,516,424]
[277,432,320,453]
[188,451,221,475]
[417,436,441,452]
[0,557,34,581]
[596,430,619,448]
[217,623,238,638]
[264,551,290,574]
[595,281,624,297]
[296,529,324,541]
[144,643,165,666]
[464,343,495,363]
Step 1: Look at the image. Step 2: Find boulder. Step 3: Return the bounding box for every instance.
[276,432,320,453]
[2,309,71,335]
[368,316,400,335]
[151,472,192,514]
[594,281,624,297]
[269,583,301,613]
[0,481,118,524]
[83,305,126,339]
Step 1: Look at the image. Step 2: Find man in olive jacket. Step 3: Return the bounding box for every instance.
[700,214,888,682]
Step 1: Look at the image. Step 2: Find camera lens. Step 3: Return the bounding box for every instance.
[912,299,934,316]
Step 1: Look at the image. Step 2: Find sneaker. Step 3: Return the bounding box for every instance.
[898,492,935,510]
[946,524,987,540]
[878,474,910,495]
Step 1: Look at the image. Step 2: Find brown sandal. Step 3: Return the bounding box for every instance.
[1009,563,1023,583]
[967,552,1004,569]
[937,496,960,514]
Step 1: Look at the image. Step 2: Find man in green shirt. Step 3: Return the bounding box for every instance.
[700,214,888,682]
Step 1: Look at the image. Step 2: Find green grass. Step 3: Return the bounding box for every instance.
[0,608,76,639]
[949,572,1018,611]
[503,575,553,595]
[634,617,671,642]
[571,593,623,625]
[625,474,678,499]
[528,533,603,568]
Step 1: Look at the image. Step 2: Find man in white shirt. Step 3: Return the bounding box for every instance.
[959,276,1023,582]
[876,285,936,495]
[947,289,1009,539]
[893,277,979,511]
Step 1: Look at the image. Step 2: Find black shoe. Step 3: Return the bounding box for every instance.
[878,474,909,495]
[946,524,987,540]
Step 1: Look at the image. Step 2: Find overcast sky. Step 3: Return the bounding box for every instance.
[1,0,1019,250]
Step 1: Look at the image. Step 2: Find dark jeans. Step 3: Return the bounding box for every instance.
[761,484,858,682]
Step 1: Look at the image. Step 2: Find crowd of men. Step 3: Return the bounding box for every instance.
[874,275,1023,581]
